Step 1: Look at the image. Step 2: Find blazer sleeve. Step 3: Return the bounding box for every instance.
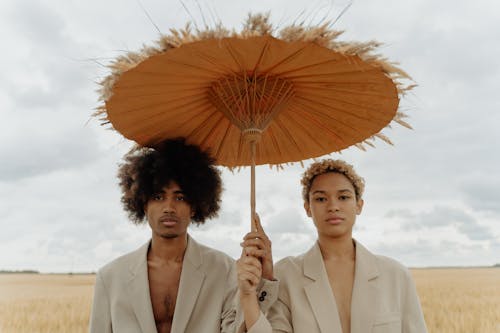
[234,277,279,332]
[220,261,240,333]
[402,269,428,333]
[89,272,112,333]
[246,296,292,333]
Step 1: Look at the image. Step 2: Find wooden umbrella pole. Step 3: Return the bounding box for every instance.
[250,139,256,232]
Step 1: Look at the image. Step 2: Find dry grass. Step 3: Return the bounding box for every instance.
[412,268,500,333]
[0,268,498,332]
[0,274,95,333]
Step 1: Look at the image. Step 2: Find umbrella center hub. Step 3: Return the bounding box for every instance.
[242,128,263,143]
[208,72,294,132]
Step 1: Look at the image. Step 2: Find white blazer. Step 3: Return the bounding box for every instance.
[249,240,427,333]
[90,235,277,333]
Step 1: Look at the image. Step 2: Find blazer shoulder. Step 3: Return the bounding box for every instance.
[97,243,147,278]
[274,253,306,277]
[196,241,235,268]
[374,253,413,281]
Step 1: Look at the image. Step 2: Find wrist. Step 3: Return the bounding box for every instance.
[240,291,258,304]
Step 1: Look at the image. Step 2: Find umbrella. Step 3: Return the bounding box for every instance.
[95,13,413,230]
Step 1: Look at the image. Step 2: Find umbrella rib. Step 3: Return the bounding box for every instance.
[212,120,234,163]
[114,88,210,100]
[185,108,221,139]
[225,40,246,72]
[196,111,227,146]
[282,109,341,152]
[296,94,394,122]
[297,89,395,113]
[288,105,347,147]
[192,44,249,74]
[264,127,283,163]
[258,43,311,73]
[126,102,215,139]
[157,58,229,76]
[110,94,208,116]
[292,99,386,140]
[271,116,303,157]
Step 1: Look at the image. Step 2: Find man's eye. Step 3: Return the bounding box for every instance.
[153,194,163,201]
[314,197,326,202]
[176,196,185,201]
[339,195,351,200]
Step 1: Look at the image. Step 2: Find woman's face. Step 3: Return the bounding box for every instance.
[304,172,363,239]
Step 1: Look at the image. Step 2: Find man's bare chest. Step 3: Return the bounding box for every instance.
[148,264,182,332]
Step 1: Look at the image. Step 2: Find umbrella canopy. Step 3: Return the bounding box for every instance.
[95,13,413,229]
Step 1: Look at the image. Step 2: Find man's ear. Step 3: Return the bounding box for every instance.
[356,199,364,215]
[304,201,312,217]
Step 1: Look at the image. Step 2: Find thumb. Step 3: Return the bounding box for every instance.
[254,213,264,233]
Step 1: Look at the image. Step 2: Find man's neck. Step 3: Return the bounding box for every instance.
[149,233,188,263]
[317,234,355,262]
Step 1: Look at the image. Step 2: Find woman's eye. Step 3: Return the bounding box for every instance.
[176,195,185,201]
[315,197,326,202]
[152,194,163,201]
[339,195,350,200]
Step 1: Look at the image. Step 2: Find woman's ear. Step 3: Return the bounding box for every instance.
[356,199,364,215]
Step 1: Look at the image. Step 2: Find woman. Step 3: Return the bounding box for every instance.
[237,159,427,333]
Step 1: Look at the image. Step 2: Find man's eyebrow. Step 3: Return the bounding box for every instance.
[338,189,354,193]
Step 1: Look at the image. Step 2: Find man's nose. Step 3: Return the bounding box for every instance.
[162,197,176,213]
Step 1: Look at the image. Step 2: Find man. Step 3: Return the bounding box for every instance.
[90,138,276,333]
[238,159,427,332]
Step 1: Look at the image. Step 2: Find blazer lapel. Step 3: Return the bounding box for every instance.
[303,243,343,333]
[170,235,206,333]
[350,240,379,333]
[127,241,158,333]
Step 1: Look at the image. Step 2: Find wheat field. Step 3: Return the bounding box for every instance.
[0,268,499,333]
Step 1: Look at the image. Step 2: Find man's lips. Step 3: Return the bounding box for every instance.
[159,216,178,226]
[326,216,344,225]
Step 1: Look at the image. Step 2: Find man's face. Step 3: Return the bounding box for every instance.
[304,172,363,239]
[145,181,193,239]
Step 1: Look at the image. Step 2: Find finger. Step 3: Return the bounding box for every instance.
[238,255,262,268]
[241,239,265,249]
[254,213,263,232]
[240,263,261,277]
[243,232,267,240]
[237,261,262,279]
[244,247,267,259]
[241,255,262,268]
[238,272,260,286]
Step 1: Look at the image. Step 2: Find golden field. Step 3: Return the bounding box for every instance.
[0,274,95,333]
[0,268,499,333]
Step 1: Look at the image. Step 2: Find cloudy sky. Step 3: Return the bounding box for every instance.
[1,0,499,273]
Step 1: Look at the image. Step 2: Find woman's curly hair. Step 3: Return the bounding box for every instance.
[117,138,222,225]
[301,159,365,202]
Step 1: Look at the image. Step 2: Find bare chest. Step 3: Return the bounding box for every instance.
[325,261,355,333]
[148,263,182,333]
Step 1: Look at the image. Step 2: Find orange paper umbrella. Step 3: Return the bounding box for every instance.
[96,14,413,230]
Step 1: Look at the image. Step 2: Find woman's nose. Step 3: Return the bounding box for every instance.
[327,199,340,212]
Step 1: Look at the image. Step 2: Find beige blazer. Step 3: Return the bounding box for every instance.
[90,235,277,333]
[249,240,427,333]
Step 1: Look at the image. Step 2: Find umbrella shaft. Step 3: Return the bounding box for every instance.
[250,140,256,231]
